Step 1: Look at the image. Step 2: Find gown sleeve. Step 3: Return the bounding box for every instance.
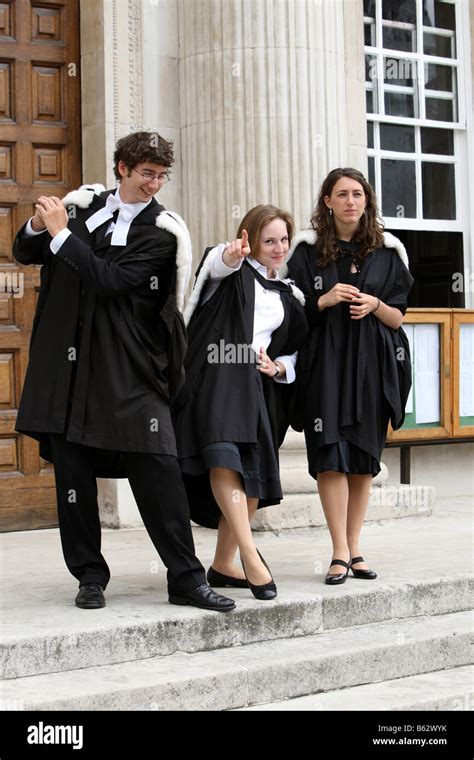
[383,251,414,315]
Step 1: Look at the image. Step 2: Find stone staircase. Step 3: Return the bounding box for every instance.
[1,496,472,711]
[1,580,471,711]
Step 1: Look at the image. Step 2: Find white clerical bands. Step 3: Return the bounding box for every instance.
[85,192,144,246]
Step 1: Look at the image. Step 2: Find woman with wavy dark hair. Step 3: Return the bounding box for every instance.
[283,168,413,585]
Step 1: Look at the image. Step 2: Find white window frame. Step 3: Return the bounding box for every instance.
[364,0,467,231]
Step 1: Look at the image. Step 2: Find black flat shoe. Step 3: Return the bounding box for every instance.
[75,583,106,609]
[241,550,277,600]
[325,558,351,585]
[169,583,236,612]
[206,566,248,588]
[350,555,377,579]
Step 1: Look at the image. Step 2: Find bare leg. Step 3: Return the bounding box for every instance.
[212,498,259,579]
[210,467,270,585]
[317,471,350,573]
[346,474,373,570]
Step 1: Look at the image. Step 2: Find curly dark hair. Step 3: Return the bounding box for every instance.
[113,131,174,179]
[310,167,384,266]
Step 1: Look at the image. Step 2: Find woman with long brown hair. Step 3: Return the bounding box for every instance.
[173,205,307,600]
[284,168,413,584]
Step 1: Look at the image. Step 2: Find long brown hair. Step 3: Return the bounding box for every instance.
[236,204,295,259]
[310,168,384,266]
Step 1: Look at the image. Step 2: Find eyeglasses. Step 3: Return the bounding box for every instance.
[132,168,171,183]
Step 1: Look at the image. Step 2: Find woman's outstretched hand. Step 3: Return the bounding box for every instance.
[222,229,251,268]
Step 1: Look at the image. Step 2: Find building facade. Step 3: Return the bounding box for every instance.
[1,0,472,530]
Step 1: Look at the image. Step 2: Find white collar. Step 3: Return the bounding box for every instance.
[85,189,152,246]
[247,256,279,281]
[114,188,151,218]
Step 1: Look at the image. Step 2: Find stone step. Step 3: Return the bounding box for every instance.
[280,429,306,450]
[2,573,470,681]
[279,464,318,493]
[253,485,435,530]
[236,665,474,711]
[1,611,470,711]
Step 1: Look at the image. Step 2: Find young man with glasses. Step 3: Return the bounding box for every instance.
[13,131,235,613]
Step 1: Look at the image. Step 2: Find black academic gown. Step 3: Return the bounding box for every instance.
[287,240,414,467]
[172,255,308,527]
[13,190,187,474]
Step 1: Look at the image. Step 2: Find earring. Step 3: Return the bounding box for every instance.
[329,208,333,216]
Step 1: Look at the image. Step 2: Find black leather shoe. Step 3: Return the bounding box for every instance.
[169,583,235,612]
[350,555,377,579]
[325,558,351,585]
[241,550,277,600]
[207,566,248,588]
[75,583,106,609]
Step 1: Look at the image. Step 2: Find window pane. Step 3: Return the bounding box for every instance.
[380,124,415,152]
[366,89,375,114]
[383,56,415,86]
[383,0,415,24]
[421,128,454,155]
[381,159,416,217]
[383,26,416,52]
[365,21,375,46]
[368,157,375,191]
[367,121,374,149]
[422,162,455,219]
[426,97,454,122]
[423,32,455,59]
[364,0,375,18]
[385,92,415,118]
[425,64,453,93]
[423,0,455,31]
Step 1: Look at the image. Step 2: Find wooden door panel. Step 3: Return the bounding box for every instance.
[0,0,81,531]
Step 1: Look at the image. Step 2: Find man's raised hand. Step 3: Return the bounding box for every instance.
[30,204,46,233]
[34,196,69,238]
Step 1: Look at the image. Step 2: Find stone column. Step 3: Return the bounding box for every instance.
[141,0,184,214]
[80,0,147,188]
[178,0,367,263]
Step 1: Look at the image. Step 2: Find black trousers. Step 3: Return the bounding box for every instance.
[49,434,206,595]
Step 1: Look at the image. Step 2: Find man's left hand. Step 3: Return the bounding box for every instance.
[34,196,69,238]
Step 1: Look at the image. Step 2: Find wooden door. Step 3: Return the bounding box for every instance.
[0,0,81,530]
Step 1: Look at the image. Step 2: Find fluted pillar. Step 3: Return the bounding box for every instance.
[178,0,366,263]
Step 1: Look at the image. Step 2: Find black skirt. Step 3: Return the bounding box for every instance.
[309,440,381,479]
[179,378,282,529]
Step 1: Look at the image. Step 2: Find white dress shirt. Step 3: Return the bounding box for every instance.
[205,244,297,384]
[24,189,151,253]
